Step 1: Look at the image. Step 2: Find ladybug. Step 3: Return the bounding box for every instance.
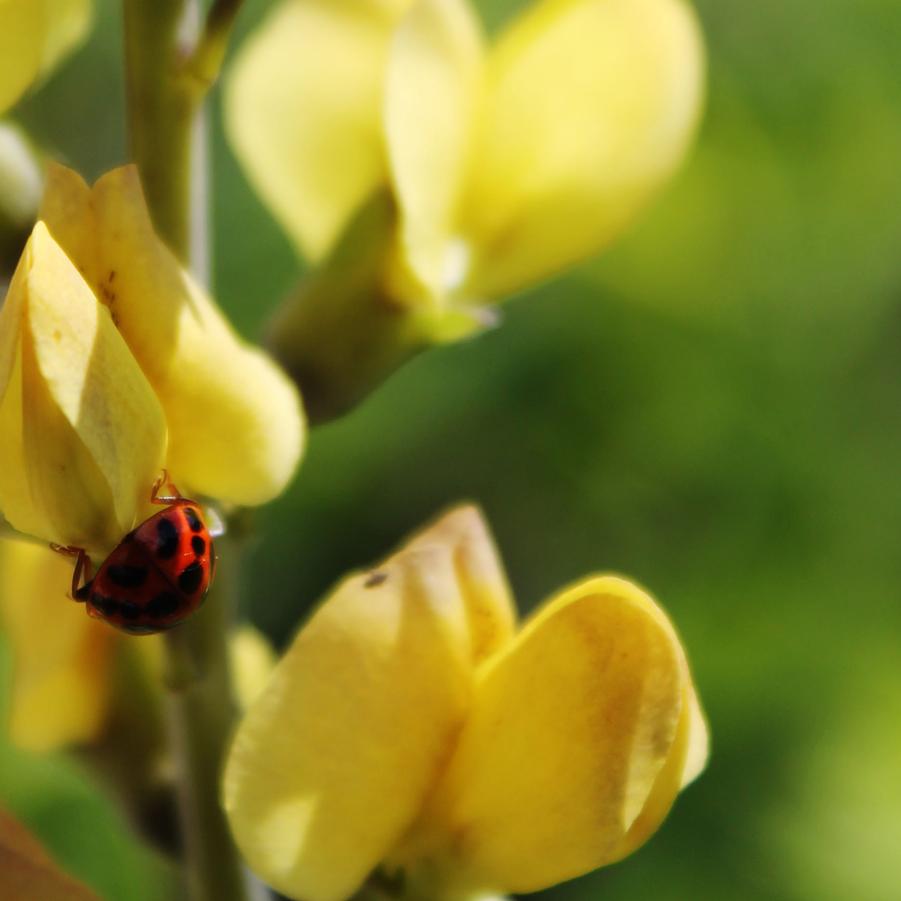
[52,471,216,635]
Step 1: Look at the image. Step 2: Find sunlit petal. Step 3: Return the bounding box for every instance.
[384,0,483,299]
[0,224,167,551]
[0,539,112,751]
[224,506,509,901]
[225,0,407,262]
[0,0,91,114]
[40,165,304,507]
[412,575,691,895]
[229,625,277,711]
[38,0,92,75]
[461,0,704,299]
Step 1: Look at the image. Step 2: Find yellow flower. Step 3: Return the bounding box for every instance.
[227,0,704,307]
[0,163,304,554]
[226,0,704,419]
[0,537,113,751]
[0,0,92,114]
[0,123,43,271]
[223,506,708,901]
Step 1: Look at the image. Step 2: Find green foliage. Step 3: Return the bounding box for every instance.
[0,636,178,901]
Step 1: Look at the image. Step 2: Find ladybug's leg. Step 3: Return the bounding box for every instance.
[49,544,93,602]
[150,468,183,506]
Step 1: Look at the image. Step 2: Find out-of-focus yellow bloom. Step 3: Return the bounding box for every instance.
[228,0,703,308]
[224,507,708,901]
[226,0,704,419]
[0,123,43,271]
[0,537,276,751]
[229,624,278,710]
[0,163,304,554]
[0,537,113,751]
[0,0,92,114]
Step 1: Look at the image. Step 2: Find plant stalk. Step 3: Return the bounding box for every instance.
[122,2,254,899]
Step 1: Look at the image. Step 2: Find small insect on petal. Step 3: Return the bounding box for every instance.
[56,476,216,635]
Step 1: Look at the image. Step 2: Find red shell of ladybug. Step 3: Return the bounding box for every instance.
[55,474,217,635]
[75,501,215,634]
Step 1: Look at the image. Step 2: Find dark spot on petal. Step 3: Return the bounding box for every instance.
[108,564,148,588]
[178,561,203,595]
[191,535,206,556]
[156,517,179,558]
[184,506,204,532]
[147,591,181,618]
[364,571,388,588]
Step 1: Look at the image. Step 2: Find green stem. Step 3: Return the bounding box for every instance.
[186,0,248,91]
[122,3,252,900]
[123,0,197,263]
[163,538,252,901]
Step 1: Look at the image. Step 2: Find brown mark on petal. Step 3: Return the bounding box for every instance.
[364,571,388,588]
[99,271,120,325]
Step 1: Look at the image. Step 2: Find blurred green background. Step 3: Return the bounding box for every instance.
[5,0,901,898]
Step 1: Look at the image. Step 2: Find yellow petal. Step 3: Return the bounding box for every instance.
[461,0,704,299]
[225,0,405,262]
[607,679,701,862]
[229,625,277,711]
[223,506,510,901]
[0,539,112,751]
[41,165,304,507]
[0,224,167,551]
[0,808,102,901]
[411,576,692,896]
[0,1,44,114]
[37,0,93,76]
[384,0,483,299]
[37,163,98,287]
[681,681,709,787]
[403,505,516,665]
[0,123,43,234]
[0,0,92,115]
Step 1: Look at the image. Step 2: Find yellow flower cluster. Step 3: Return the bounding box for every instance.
[224,507,707,901]
[228,0,704,313]
[0,165,304,556]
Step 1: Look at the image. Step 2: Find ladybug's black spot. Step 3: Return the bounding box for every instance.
[364,571,388,588]
[108,564,148,588]
[191,535,206,556]
[121,529,136,543]
[184,506,204,532]
[147,591,181,619]
[120,602,142,620]
[91,594,120,617]
[156,517,179,559]
[178,561,204,595]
